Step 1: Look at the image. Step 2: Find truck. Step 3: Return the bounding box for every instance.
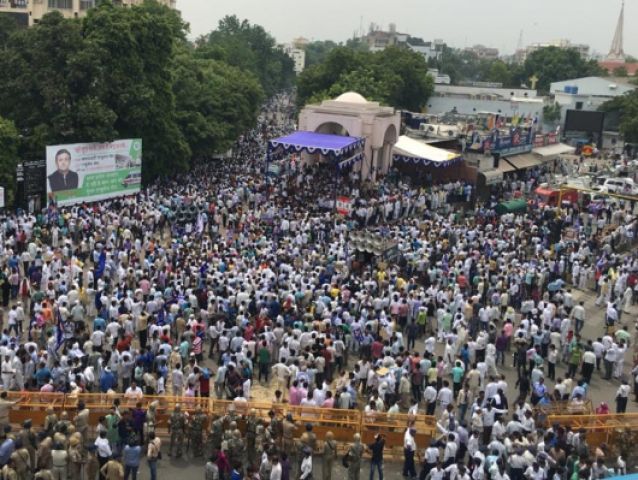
[531,186,579,208]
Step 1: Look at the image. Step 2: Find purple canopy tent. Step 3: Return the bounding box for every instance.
[266,131,366,207]
[267,131,365,168]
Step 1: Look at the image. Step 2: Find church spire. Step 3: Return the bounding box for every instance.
[606,0,625,61]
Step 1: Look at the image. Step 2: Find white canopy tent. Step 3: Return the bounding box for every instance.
[533,143,576,157]
[392,135,462,167]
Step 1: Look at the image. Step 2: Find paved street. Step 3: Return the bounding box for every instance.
[137,285,638,480]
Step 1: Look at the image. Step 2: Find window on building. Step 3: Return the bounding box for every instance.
[80,0,94,9]
[48,0,72,8]
[575,101,583,110]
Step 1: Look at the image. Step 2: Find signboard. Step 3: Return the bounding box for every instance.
[23,159,46,197]
[336,196,352,215]
[0,187,5,209]
[468,129,534,157]
[46,139,142,206]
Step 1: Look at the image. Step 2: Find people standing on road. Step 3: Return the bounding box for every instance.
[367,433,385,480]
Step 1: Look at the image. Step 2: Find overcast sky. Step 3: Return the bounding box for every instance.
[177,0,632,57]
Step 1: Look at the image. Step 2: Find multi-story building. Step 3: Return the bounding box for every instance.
[549,76,634,121]
[464,44,499,60]
[514,39,590,63]
[0,0,175,26]
[282,43,305,74]
[364,23,408,52]
[408,39,446,62]
[427,84,543,119]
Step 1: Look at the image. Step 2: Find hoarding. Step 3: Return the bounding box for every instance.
[46,139,142,206]
[565,110,605,134]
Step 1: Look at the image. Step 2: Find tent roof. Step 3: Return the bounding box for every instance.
[533,143,576,157]
[268,131,364,158]
[393,135,461,163]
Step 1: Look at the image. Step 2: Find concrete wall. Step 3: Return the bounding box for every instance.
[427,97,544,118]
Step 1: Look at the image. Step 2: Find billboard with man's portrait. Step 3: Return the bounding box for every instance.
[46,139,142,206]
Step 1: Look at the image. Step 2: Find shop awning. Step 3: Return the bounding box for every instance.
[504,153,543,170]
[393,135,462,167]
[494,161,516,174]
[533,143,575,157]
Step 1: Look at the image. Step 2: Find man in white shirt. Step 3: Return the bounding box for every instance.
[403,428,417,479]
[270,455,282,480]
[299,448,312,480]
[616,380,631,413]
[581,347,596,383]
[124,381,144,401]
[570,301,585,333]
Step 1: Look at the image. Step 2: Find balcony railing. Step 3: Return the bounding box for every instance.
[0,0,28,8]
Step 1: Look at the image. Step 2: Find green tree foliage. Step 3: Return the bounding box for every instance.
[521,47,604,92]
[304,40,338,67]
[0,117,19,204]
[297,45,433,112]
[600,91,638,143]
[612,66,628,77]
[197,15,294,96]
[0,14,19,49]
[0,2,273,190]
[542,102,562,124]
[0,11,119,159]
[81,1,190,180]
[172,44,264,160]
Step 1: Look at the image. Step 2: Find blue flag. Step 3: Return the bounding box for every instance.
[95,250,106,279]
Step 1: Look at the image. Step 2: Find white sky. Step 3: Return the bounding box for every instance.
[177,0,633,57]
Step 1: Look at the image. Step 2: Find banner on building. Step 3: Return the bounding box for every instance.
[46,139,142,206]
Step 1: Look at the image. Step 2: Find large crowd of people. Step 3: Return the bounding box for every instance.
[0,93,635,480]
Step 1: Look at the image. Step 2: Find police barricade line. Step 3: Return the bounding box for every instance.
[548,413,638,448]
[6,392,435,452]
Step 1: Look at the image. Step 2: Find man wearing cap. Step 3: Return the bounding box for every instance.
[168,404,187,458]
[189,406,206,458]
[17,420,35,473]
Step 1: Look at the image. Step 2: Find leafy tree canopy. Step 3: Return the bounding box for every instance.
[197,15,294,96]
[297,45,433,112]
[600,91,638,143]
[521,47,605,93]
[0,3,273,191]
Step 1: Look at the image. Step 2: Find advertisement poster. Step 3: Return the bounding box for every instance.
[46,139,142,206]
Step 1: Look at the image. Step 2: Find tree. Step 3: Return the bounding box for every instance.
[0,3,270,184]
[296,45,433,111]
[0,116,19,205]
[375,46,434,111]
[197,15,294,97]
[601,91,638,143]
[0,14,19,49]
[521,47,604,92]
[0,11,118,160]
[543,102,562,124]
[172,43,264,160]
[613,66,628,77]
[303,40,337,68]
[485,60,512,85]
[296,46,364,106]
[81,0,190,180]
[326,65,401,104]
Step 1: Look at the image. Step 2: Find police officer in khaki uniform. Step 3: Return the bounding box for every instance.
[168,404,187,458]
